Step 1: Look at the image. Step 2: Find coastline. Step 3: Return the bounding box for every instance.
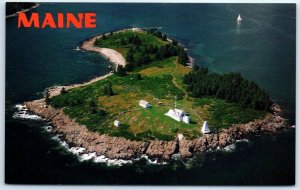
[20,28,292,162]
[47,72,113,98]
[6,3,40,19]
[48,28,152,98]
[47,29,137,98]
[23,98,290,161]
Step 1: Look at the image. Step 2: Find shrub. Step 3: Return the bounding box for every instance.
[103,82,114,96]
[116,65,126,76]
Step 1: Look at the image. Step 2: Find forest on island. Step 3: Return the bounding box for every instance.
[183,66,271,111]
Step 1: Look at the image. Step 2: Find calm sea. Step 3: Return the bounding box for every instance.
[5,3,295,185]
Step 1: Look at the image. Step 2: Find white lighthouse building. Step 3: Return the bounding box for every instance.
[201,121,210,134]
[165,108,190,124]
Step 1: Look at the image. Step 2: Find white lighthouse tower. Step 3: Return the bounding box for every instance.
[201,121,210,134]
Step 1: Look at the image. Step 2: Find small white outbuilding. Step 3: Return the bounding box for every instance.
[183,112,190,123]
[201,121,210,134]
[114,120,121,127]
[139,100,152,108]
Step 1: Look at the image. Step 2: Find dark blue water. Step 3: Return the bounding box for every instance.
[5,3,295,185]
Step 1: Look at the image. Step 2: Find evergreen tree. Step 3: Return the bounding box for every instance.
[60,87,67,94]
[183,66,270,110]
[103,82,114,96]
[45,90,50,105]
[132,35,142,46]
[162,34,167,41]
[89,100,98,114]
[172,40,178,46]
[89,100,97,108]
[116,65,126,76]
[134,73,142,80]
[121,38,127,45]
[93,39,101,46]
[125,63,134,71]
[126,51,134,63]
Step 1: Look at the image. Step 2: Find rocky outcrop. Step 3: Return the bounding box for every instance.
[177,111,288,159]
[146,140,177,160]
[25,99,290,160]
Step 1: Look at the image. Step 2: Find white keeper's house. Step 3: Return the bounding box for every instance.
[165,108,190,124]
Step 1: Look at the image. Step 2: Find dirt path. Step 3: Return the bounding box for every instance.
[171,59,204,122]
[171,59,188,99]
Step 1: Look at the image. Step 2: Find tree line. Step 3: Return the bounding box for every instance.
[183,66,271,110]
[146,28,168,41]
[119,37,188,75]
[123,42,189,71]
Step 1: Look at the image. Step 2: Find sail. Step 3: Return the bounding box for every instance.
[237,14,242,22]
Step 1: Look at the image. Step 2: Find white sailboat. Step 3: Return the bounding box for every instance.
[237,14,242,22]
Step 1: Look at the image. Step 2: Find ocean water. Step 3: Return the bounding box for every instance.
[5,3,295,185]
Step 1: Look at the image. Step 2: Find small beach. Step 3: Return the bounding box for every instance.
[80,32,128,69]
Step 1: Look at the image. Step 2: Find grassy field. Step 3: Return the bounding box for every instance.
[50,30,267,141]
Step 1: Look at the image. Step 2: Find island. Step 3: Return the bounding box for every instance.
[24,28,288,160]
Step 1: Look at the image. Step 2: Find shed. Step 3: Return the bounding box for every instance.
[114,120,121,127]
[139,100,151,108]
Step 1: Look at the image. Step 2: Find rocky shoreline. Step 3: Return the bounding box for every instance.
[24,98,290,161]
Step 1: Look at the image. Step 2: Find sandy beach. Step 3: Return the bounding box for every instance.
[80,34,127,69]
[80,28,145,69]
